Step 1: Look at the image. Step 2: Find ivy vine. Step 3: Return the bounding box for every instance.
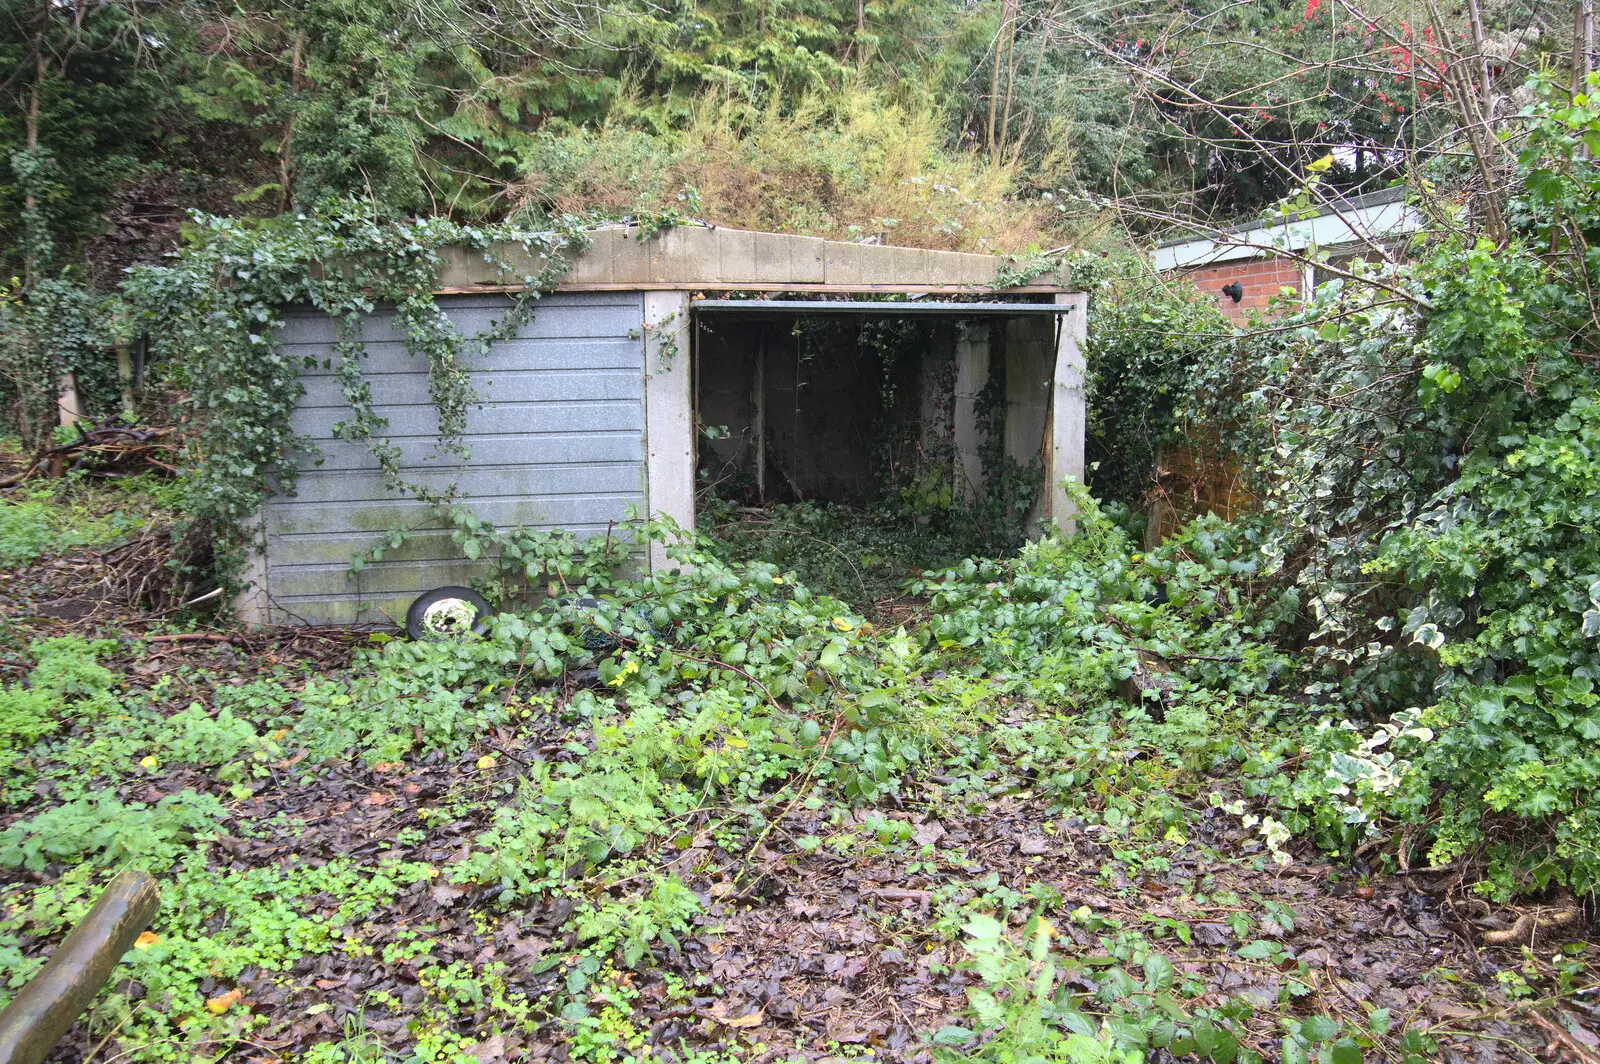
[123,202,588,589]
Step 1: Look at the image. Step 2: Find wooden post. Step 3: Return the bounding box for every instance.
[0,870,160,1064]
[56,373,83,429]
[115,343,136,421]
[50,373,85,476]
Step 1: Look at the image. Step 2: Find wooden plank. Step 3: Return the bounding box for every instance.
[268,522,626,566]
[301,431,643,473]
[0,871,160,1064]
[266,494,644,536]
[295,368,643,410]
[280,297,642,346]
[278,461,646,505]
[288,399,644,440]
[291,338,644,376]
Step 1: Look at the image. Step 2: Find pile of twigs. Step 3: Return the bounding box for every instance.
[24,518,211,620]
[0,421,180,488]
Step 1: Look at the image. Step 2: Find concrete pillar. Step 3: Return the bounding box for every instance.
[951,322,990,501]
[916,326,956,499]
[233,516,271,627]
[1050,292,1089,530]
[643,291,695,572]
[1004,315,1055,533]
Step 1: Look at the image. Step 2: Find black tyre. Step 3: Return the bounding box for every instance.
[406,586,494,640]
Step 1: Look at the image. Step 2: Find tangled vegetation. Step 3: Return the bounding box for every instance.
[3,0,1600,1055]
[0,503,1493,1063]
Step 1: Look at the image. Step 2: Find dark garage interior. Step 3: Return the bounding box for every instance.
[691,300,1069,523]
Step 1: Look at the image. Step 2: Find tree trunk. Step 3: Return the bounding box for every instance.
[280,29,305,209]
[1574,0,1595,97]
[986,0,1010,154]
[997,4,1020,163]
[22,44,46,290]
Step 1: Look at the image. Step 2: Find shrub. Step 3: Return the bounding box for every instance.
[0,790,226,873]
[515,87,1056,253]
[0,476,177,567]
[1162,74,1600,897]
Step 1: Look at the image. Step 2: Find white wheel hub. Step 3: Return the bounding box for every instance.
[421,597,478,634]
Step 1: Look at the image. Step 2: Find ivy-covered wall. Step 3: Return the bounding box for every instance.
[256,292,648,625]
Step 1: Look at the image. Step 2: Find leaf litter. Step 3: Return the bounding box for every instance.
[0,541,1593,1064]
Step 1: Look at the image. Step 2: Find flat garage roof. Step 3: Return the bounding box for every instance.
[433,224,1075,295]
[692,299,1074,316]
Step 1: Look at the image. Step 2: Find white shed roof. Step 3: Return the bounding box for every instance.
[1153,188,1422,271]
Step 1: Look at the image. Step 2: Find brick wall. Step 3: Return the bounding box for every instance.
[1140,252,1302,542]
[1177,256,1304,322]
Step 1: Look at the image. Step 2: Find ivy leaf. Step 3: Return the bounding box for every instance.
[1411,623,1445,650]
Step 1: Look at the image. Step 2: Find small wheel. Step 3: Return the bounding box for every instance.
[406,586,494,640]
[550,596,613,650]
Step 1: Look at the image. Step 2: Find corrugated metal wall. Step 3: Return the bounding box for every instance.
[263,292,647,624]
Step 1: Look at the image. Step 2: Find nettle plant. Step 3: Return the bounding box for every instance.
[122,202,589,583]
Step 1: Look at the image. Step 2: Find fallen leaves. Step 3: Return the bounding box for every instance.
[707,1001,764,1028]
[205,988,243,1015]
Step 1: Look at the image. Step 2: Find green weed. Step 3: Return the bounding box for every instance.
[0,474,181,567]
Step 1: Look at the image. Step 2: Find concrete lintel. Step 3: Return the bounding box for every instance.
[1049,292,1089,530]
[649,226,722,283]
[610,229,653,284]
[435,282,1071,295]
[788,234,828,283]
[564,229,617,284]
[717,228,758,281]
[643,291,695,573]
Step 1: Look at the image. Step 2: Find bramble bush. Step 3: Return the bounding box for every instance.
[1167,74,1600,897]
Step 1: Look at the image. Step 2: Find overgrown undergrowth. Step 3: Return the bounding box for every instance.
[0,469,184,568]
[0,502,1588,1064]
